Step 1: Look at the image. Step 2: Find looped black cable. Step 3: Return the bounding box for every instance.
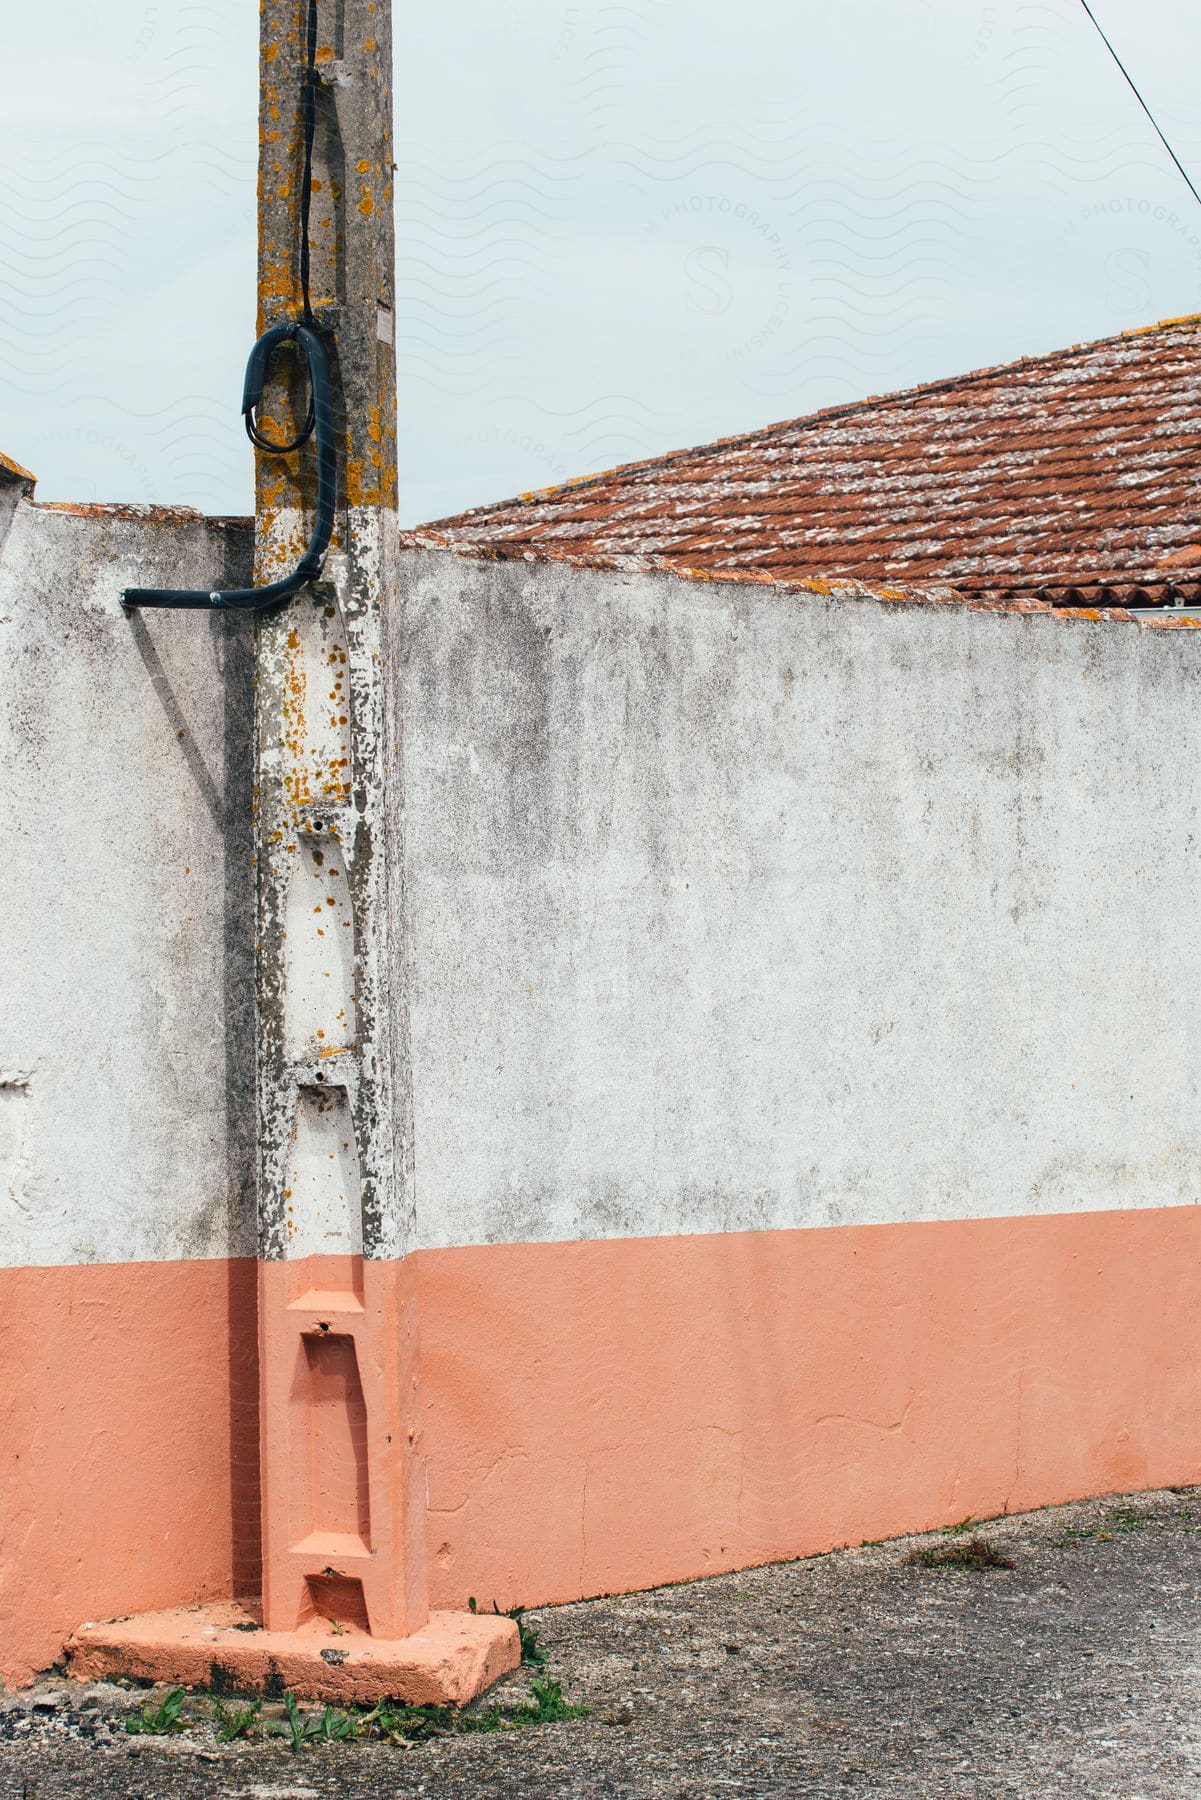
[124,324,335,612]
[123,0,334,615]
[244,0,321,458]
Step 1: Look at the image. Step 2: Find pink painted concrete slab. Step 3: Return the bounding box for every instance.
[68,1601,518,1705]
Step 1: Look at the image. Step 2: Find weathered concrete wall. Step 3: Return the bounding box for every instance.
[392,546,1201,1617]
[7,514,1201,1678]
[0,495,258,1685]
[394,548,1201,1249]
[0,499,256,1266]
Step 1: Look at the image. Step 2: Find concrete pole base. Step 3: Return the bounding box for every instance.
[67,1601,519,1706]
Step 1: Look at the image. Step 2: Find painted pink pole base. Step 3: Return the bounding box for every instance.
[67,1602,519,1706]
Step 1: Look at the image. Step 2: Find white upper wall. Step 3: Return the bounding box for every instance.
[0,500,255,1267]
[7,518,1200,1268]
[395,549,1201,1250]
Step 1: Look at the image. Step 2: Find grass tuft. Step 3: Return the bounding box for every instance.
[905,1535,1015,1572]
[463,1675,590,1734]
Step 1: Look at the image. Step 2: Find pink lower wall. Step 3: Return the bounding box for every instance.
[0,1259,260,1688]
[4,1206,1200,1685]
[418,1208,1201,1609]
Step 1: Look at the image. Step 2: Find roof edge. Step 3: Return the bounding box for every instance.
[0,451,36,496]
[34,502,253,530]
[401,529,1201,632]
[420,311,1201,536]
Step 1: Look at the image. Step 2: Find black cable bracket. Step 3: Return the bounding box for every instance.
[123,0,334,614]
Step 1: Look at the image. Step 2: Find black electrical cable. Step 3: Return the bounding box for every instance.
[1076,0,1201,212]
[123,323,336,612]
[123,0,335,613]
[298,0,319,326]
[246,0,320,455]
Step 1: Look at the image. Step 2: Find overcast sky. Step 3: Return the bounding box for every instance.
[3,1,1201,522]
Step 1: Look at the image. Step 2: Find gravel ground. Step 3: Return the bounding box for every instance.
[4,1487,1201,1797]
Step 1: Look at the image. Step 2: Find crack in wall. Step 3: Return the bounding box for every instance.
[0,1071,32,1216]
[1004,1358,1029,1515]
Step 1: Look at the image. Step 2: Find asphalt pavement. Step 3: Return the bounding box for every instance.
[3,1486,1200,1797]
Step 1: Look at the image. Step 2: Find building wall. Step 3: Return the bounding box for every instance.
[396,551,1201,1248]
[5,516,1201,1681]
[0,497,258,1684]
[393,548,1201,1610]
[415,1211,1201,1610]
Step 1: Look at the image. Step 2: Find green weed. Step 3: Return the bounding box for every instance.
[463,1675,590,1734]
[126,1686,188,1735]
[211,1697,261,1743]
[357,1700,455,1746]
[271,1693,361,1750]
[314,1704,360,1743]
[517,1675,590,1725]
[468,1597,550,1668]
[274,1690,322,1752]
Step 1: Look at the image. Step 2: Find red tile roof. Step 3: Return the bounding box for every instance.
[417,314,1201,610]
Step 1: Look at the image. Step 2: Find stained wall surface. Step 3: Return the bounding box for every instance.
[5,516,1201,1684]
[389,548,1201,1617]
[0,496,258,1684]
[394,549,1201,1250]
[0,499,257,1266]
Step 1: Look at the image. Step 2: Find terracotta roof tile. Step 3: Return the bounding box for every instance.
[418,314,1201,610]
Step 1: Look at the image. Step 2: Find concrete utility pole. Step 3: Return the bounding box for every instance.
[70,0,515,1701]
[253,0,423,1646]
[250,0,515,1690]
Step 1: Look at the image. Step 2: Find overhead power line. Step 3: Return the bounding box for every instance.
[1076,0,1201,212]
